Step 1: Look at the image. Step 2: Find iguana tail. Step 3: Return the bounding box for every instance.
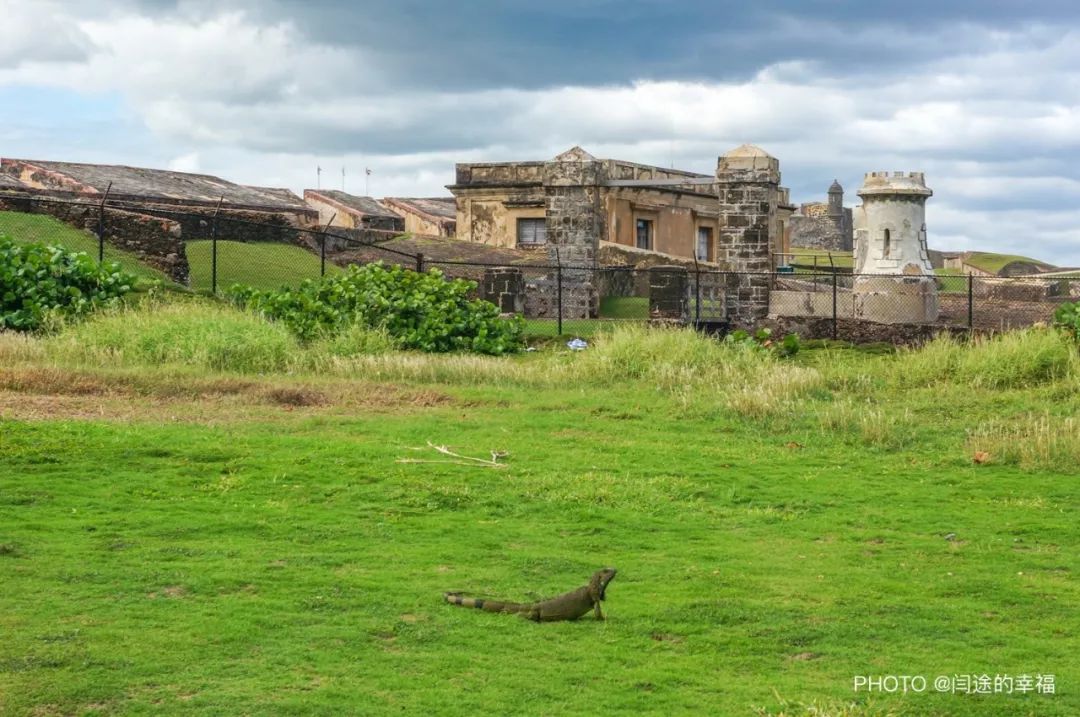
[443,592,527,614]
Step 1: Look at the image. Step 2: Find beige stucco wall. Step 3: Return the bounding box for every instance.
[454,191,545,248]
[606,188,720,261]
[304,194,360,229]
[400,212,442,237]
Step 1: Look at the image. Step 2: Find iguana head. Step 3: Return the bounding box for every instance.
[589,567,617,601]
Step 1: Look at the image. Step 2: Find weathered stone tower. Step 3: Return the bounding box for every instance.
[716,144,782,328]
[542,146,603,317]
[827,179,844,218]
[853,171,938,323]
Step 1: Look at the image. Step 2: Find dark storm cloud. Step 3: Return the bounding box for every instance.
[8,0,1080,263]
[115,0,1080,91]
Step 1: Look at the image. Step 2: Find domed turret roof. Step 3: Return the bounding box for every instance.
[828,179,843,193]
[723,144,774,158]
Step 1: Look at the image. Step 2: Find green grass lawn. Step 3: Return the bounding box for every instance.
[600,295,648,319]
[934,269,970,293]
[0,211,173,285]
[2,310,1079,715]
[186,240,340,292]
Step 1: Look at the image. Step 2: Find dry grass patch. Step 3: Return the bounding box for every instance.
[0,366,454,422]
[0,367,114,396]
[261,386,329,407]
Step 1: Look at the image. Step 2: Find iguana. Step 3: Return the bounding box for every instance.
[443,568,617,622]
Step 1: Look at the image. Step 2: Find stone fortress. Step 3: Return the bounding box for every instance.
[0,147,947,328]
[449,145,939,326]
[787,179,854,252]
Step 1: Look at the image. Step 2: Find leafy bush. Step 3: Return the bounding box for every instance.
[227,262,524,355]
[1054,301,1080,341]
[0,237,134,332]
[724,327,800,357]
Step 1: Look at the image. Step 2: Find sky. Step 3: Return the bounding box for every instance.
[3,0,1080,264]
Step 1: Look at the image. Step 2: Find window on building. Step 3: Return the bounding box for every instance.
[883,228,891,258]
[636,219,653,250]
[517,218,547,247]
[696,227,713,262]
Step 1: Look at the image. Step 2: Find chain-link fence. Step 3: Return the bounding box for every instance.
[2,194,1076,341]
[0,194,412,292]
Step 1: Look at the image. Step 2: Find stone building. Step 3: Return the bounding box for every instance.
[303,189,404,232]
[380,197,456,237]
[448,145,794,267]
[788,179,853,252]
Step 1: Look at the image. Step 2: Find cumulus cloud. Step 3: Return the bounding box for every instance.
[0,1,92,68]
[2,2,1080,264]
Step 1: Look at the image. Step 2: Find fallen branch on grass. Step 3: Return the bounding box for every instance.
[396,441,509,469]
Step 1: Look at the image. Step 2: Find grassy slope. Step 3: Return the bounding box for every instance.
[964,252,1052,274]
[0,211,172,284]
[186,240,341,292]
[1,319,1079,716]
[0,213,337,292]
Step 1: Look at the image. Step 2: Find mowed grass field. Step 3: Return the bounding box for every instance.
[185,240,341,292]
[2,302,1080,716]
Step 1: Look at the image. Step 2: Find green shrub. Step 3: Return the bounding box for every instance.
[723,327,800,357]
[227,263,524,355]
[0,237,135,332]
[1054,301,1080,341]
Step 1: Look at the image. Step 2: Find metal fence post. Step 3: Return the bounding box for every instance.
[555,249,564,336]
[832,271,839,340]
[210,196,224,295]
[211,232,217,294]
[967,273,974,330]
[318,213,335,279]
[96,181,112,263]
[693,256,701,326]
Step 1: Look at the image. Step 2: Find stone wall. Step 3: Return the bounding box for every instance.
[648,266,688,320]
[0,195,189,283]
[481,267,525,314]
[521,275,599,320]
[762,316,971,345]
[974,278,1068,302]
[133,205,306,246]
[598,241,728,271]
[789,211,853,252]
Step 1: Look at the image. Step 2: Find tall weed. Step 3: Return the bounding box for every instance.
[893,329,1076,389]
[967,414,1080,469]
[46,297,300,373]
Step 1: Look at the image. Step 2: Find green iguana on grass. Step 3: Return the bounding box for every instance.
[443,568,617,622]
